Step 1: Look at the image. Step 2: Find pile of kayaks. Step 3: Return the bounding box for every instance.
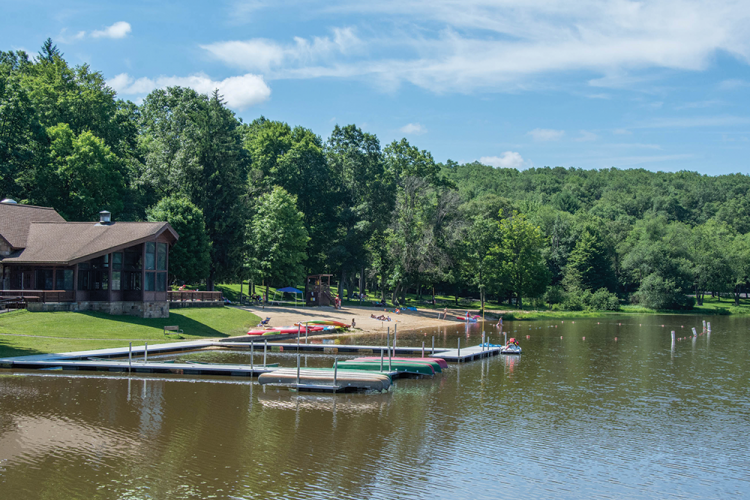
[294,320,351,328]
[247,325,337,336]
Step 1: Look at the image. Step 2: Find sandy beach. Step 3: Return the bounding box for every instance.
[232,304,486,334]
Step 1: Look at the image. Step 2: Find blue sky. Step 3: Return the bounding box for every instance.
[3,0,750,175]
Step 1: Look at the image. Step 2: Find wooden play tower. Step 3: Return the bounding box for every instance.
[305,274,334,307]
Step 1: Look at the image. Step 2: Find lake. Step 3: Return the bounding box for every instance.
[1,315,748,499]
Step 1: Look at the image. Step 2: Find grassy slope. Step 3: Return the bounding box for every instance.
[0,307,260,358]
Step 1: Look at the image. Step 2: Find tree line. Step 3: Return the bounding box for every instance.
[3,41,750,310]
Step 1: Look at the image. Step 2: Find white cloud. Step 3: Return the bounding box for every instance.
[201,27,361,73]
[400,123,426,135]
[108,72,271,110]
[575,130,599,142]
[719,79,749,90]
[480,152,528,169]
[92,21,132,39]
[528,128,565,141]
[219,1,750,93]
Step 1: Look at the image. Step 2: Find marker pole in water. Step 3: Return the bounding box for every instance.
[457,338,461,359]
[263,339,268,368]
[144,342,148,362]
[380,349,384,371]
[482,331,485,351]
[432,336,435,355]
[707,322,711,334]
[251,340,255,371]
[128,342,132,372]
[703,320,707,333]
[296,354,301,387]
[422,341,425,358]
[692,327,698,337]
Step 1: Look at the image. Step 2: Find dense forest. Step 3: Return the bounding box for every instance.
[3,41,750,311]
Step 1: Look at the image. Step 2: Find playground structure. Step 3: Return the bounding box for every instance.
[305,274,334,307]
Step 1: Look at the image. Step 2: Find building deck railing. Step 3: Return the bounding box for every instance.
[0,290,75,302]
[168,291,223,302]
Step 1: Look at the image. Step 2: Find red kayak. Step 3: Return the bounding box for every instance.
[247,325,327,335]
[353,356,449,369]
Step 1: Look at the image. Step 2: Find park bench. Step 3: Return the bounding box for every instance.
[164,325,183,336]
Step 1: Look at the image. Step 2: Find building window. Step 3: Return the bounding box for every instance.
[145,242,155,270]
[157,243,167,271]
[56,269,73,290]
[36,269,53,290]
[145,272,155,291]
[78,270,91,290]
[156,272,167,292]
[112,271,121,291]
[123,272,141,291]
[124,248,142,271]
[113,252,122,270]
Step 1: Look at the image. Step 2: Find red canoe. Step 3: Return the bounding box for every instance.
[247,325,327,335]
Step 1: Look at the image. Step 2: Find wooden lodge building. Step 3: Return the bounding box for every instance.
[0,199,179,318]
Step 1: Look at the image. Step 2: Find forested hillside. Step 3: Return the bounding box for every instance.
[3,41,750,310]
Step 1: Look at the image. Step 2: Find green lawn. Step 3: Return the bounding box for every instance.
[0,307,260,358]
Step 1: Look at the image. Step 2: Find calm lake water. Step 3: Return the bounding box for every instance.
[1,315,748,499]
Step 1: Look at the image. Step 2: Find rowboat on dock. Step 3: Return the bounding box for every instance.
[335,359,436,376]
[258,368,391,392]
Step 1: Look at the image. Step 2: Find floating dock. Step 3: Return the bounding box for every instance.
[258,368,392,392]
[429,344,502,362]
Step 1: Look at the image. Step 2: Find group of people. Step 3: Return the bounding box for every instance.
[371,313,392,321]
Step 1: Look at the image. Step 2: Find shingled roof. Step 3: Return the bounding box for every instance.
[2,222,178,265]
[0,203,66,249]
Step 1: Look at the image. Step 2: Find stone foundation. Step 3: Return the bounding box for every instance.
[27,301,170,318]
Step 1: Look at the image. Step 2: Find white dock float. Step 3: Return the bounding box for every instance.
[430,345,502,362]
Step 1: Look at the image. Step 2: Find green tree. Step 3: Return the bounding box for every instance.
[563,226,616,292]
[248,187,309,296]
[494,212,549,309]
[44,123,126,220]
[461,215,502,311]
[138,88,248,288]
[147,196,210,284]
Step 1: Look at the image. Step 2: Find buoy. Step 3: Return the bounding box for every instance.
[582,336,585,340]
[526,335,530,339]
[560,336,563,339]
[614,337,618,341]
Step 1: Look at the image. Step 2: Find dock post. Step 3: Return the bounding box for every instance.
[707,322,711,334]
[296,354,301,387]
[482,332,485,351]
[703,320,707,333]
[457,338,461,360]
[432,336,435,355]
[394,324,397,351]
[263,339,268,367]
[305,322,308,344]
[144,342,148,362]
[671,330,676,345]
[333,356,338,388]
[297,324,301,350]
[128,342,132,372]
[388,333,392,371]
[692,327,698,337]
[387,327,390,359]
[380,349,384,371]
[422,341,425,358]
[251,340,255,371]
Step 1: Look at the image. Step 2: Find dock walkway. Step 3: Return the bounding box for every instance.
[430,344,502,362]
